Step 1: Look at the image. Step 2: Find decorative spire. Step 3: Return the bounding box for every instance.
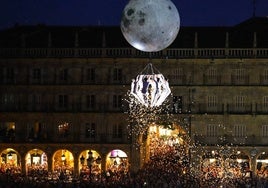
[74,31,79,48]
[194,32,198,48]
[48,32,52,48]
[225,32,229,48]
[253,32,257,48]
[102,31,106,48]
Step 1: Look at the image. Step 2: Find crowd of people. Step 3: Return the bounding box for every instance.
[1,132,268,187]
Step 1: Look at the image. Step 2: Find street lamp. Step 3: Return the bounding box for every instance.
[8,152,13,160]
[61,154,66,161]
[80,155,85,165]
[86,150,101,182]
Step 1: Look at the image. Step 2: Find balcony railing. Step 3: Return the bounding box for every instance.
[197,103,224,114]
[0,102,127,113]
[0,133,132,144]
[0,48,268,58]
[194,135,262,146]
[3,102,268,115]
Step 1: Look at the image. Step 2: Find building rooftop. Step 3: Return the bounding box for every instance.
[0,17,267,48]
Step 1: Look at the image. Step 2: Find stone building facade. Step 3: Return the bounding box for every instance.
[0,17,268,176]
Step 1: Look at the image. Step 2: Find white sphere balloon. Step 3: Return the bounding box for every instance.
[121,0,180,52]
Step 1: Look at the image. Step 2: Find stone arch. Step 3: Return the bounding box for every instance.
[79,149,102,180]
[201,149,250,179]
[106,149,129,175]
[25,148,48,175]
[256,151,268,177]
[0,148,21,174]
[52,149,74,177]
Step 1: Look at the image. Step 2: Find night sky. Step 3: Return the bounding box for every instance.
[0,0,268,29]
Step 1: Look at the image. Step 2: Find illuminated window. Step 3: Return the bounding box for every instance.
[58,122,70,138]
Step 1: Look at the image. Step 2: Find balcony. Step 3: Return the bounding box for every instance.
[226,104,253,114]
[194,135,261,146]
[197,103,224,114]
[0,47,268,59]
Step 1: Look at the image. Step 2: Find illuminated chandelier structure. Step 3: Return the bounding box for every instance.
[130,63,171,108]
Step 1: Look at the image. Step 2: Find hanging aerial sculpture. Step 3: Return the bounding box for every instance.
[121,0,179,108]
[130,63,171,107]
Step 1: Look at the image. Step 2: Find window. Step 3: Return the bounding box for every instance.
[59,68,68,81]
[86,68,95,82]
[59,95,68,108]
[207,68,217,80]
[0,122,15,141]
[113,95,122,108]
[207,95,217,107]
[264,69,268,81]
[86,95,96,109]
[232,68,248,84]
[234,124,246,137]
[31,94,41,105]
[262,125,268,137]
[1,94,15,105]
[263,96,268,108]
[0,68,3,83]
[173,96,182,113]
[112,124,123,138]
[172,68,183,80]
[234,68,245,81]
[28,122,44,142]
[32,68,41,83]
[30,94,42,110]
[235,95,245,108]
[113,68,122,82]
[85,123,96,138]
[207,124,218,137]
[6,68,15,83]
[58,122,69,138]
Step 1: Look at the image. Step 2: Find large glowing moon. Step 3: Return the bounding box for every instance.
[121,0,180,52]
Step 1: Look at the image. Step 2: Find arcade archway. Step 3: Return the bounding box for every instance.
[79,149,102,181]
[53,149,74,176]
[201,150,250,179]
[256,151,268,177]
[25,148,48,175]
[106,149,129,175]
[0,148,21,174]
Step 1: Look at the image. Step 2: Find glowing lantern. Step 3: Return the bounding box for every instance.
[130,63,171,107]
